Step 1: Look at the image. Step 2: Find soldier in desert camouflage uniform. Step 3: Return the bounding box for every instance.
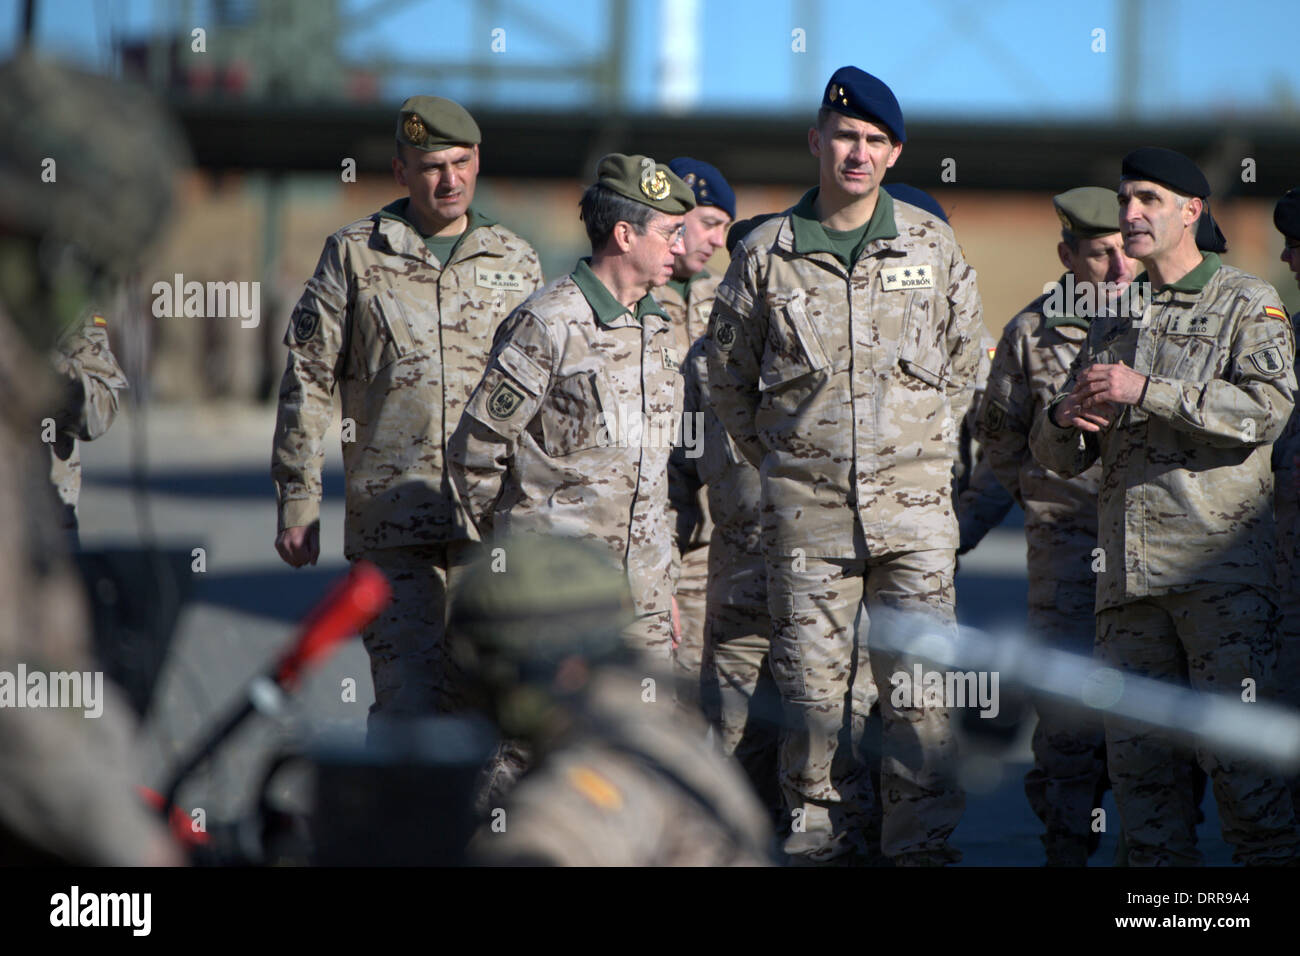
[454,536,774,867]
[449,154,694,665]
[660,157,734,711]
[671,217,783,820]
[47,308,128,543]
[706,67,983,865]
[1031,148,1300,865]
[980,187,1139,865]
[271,96,542,728]
[1269,187,1300,810]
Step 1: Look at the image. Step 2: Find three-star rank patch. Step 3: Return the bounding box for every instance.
[487,380,527,420]
[1248,345,1286,377]
[661,347,680,371]
[713,319,737,351]
[880,264,934,291]
[475,267,526,292]
[292,308,320,344]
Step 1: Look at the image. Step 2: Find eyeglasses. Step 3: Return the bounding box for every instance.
[648,223,685,244]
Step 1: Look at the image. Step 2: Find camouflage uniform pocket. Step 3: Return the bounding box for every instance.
[359,289,416,377]
[540,370,610,456]
[759,298,829,392]
[896,294,950,390]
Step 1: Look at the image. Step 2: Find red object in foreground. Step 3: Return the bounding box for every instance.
[138,786,211,847]
[274,560,392,689]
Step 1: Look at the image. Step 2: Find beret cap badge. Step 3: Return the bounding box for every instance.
[402,113,426,146]
[640,167,671,201]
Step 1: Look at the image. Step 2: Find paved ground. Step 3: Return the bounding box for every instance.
[76,401,1234,864]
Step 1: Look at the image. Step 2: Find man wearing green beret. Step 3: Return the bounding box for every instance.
[271,96,543,732]
[1032,149,1300,865]
[450,154,693,672]
[978,186,1139,865]
[705,67,984,866]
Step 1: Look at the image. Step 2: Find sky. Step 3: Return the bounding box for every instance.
[4,0,1298,120]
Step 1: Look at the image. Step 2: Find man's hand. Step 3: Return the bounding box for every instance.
[1074,361,1147,409]
[276,524,320,568]
[1052,390,1115,432]
[671,596,681,650]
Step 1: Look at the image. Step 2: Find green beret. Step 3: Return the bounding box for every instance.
[595,153,696,215]
[396,95,481,152]
[1053,186,1121,238]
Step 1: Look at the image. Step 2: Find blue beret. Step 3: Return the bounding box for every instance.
[822,66,905,144]
[667,157,735,220]
[883,184,947,224]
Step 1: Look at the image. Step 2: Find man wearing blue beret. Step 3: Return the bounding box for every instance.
[706,66,984,865]
[662,158,736,715]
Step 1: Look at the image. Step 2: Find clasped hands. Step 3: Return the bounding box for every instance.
[1053,362,1148,432]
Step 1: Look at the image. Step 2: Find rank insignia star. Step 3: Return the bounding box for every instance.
[903,269,912,278]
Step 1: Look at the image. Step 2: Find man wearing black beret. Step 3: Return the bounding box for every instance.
[707,66,984,865]
[1032,147,1300,865]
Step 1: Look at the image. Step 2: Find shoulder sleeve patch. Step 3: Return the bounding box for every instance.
[1248,345,1287,377]
[496,341,547,396]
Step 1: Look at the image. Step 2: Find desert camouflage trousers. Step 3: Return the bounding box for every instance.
[1022,581,1108,866]
[766,547,965,865]
[672,545,710,711]
[700,600,783,820]
[1096,583,1300,866]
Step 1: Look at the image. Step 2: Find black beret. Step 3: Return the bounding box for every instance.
[1195,207,1228,253]
[821,66,905,143]
[1275,188,1300,241]
[1121,146,1210,198]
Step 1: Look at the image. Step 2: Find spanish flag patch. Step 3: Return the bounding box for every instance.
[987,346,997,361]
[91,314,107,327]
[567,765,623,811]
[1264,305,1287,321]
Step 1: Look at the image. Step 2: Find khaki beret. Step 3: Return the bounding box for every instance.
[595,153,696,215]
[396,95,481,152]
[1053,186,1121,238]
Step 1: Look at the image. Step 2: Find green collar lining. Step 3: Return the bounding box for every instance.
[789,186,898,264]
[1136,252,1221,294]
[571,258,668,326]
[377,200,496,260]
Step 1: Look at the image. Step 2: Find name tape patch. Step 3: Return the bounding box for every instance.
[476,267,526,292]
[880,264,934,291]
[1165,313,1221,337]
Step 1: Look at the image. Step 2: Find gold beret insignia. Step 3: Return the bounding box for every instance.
[403,113,426,146]
[640,168,671,201]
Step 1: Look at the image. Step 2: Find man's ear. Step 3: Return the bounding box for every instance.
[1185,196,1204,227]
[611,220,635,253]
[392,153,407,187]
[1057,241,1073,272]
[886,140,903,169]
[808,125,822,159]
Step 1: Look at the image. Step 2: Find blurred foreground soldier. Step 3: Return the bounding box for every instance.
[0,51,183,864]
[271,96,542,728]
[661,157,735,710]
[449,155,693,663]
[1031,148,1300,865]
[980,187,1138,864]
[454,536,774,866]
[1270,187,1300,809]
[48,309,128,544]
[706,67,983,864]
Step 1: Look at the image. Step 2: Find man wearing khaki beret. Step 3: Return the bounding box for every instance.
[272,96,543,732]
[450,154,694,671]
